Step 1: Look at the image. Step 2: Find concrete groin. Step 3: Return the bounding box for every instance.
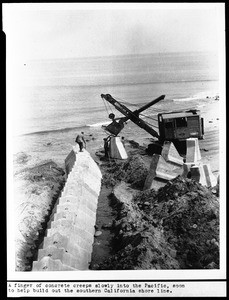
[32,148,102,271]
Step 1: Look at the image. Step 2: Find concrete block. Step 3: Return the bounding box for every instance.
[53,204,96,225]
[49,202,86,225]
[63,175,100,198]
[32,257,77,271]
[58,195,81,206]
[147,179,168,191]
[74,197,97,214]
[68,176,101,197]
[110,136,128,159]
[77,204,97,221]
[46,229,93,253]
[155,170,177,181]
[43,232,91,261]
[73,218,96,237]
[144,154,181,190]
[38,246,65,260]
[54,208,96,230]
[186,138,201,163]
[46,220,94,243]
[87,162,103,179]
[155,155,183,178]
[80,187,99,206]
[61,184,83,198]
[81,180,101,197]
[81,196,98,213]
[56,203,80,214]
[161,141,184,166]
[88,164,102,179]
[190,165,207,186]
[182,162,196,177]
[203,164,217,187]
[54,211,78,223]
[38,246,89,270]
[49,217,95,237]
[72,163,102,182]
[65,149,76,175]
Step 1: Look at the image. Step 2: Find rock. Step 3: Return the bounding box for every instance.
[94,231,102,237]
[102,223,113,229]
[206,240,211,246]
[205,262,217,269]
[169,248,177,258]
[168,200,174,206]
[211,238,216,244]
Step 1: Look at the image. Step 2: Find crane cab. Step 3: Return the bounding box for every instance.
[158,109,204,142]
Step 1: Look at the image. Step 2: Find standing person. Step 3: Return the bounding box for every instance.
[75,132,86,152]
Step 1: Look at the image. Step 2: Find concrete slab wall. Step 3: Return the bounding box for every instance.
[32,149,102,271]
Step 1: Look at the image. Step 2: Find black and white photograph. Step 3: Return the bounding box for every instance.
[4,3,226,297]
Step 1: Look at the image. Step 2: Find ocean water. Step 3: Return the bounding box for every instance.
[11,51,219,167]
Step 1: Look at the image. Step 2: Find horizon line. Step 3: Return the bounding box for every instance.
[27,50,217,63]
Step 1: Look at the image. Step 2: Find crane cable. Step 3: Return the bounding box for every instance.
[102,94,159,131]
[102,96,110,116]
[115,95,159,130]
[116,97,141,108]
[138,114,159,129]
[102,96,115,117]
[139,113,158,121]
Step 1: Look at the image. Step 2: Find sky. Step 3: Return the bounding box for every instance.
[3,3,224,62]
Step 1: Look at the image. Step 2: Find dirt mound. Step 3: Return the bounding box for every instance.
[96,176,219,270]
[96,185,179,270]
[102,154,149,188]
[136,177,219,269]
[14,158,66,271]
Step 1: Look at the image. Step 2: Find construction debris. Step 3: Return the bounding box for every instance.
[95,176,219,270]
